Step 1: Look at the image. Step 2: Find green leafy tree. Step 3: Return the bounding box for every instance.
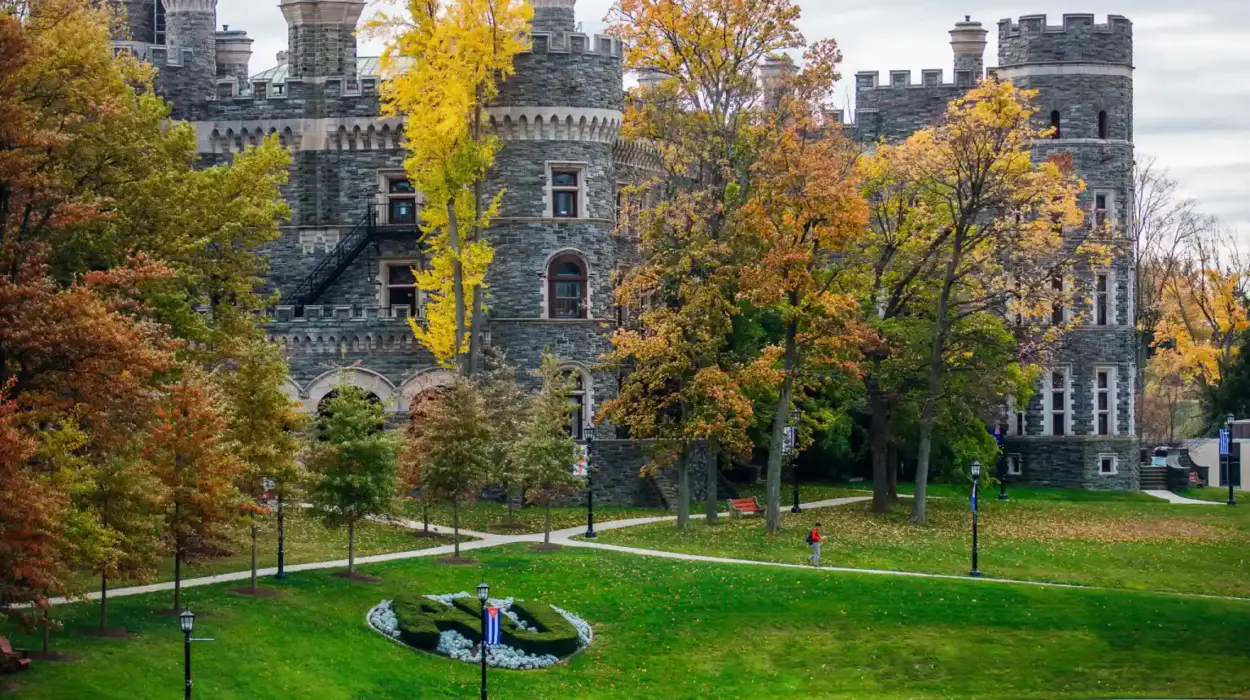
[513,352,581,545]
[217,336,307,591]
[307,385,399,576]
[416,378,492,557]
[479,351,528,528]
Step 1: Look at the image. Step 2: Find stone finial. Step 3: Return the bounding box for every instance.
[531,0,575,6]
[950,17,988,56]
[279,0,366,28]
[161,0,216,13]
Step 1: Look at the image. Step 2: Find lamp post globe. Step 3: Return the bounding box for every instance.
[971,460,981,477]
[477,581,490,700]
[179,609,195,635]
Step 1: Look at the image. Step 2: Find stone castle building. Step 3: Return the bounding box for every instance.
[852,14,1138,490]
[109,0,1138,492]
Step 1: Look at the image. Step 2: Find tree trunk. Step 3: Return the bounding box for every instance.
[250,522,258,589]
[676,447,690,530]
[705,440,720,525]
[913,231,963,524]
[453,497,460,557]
[99,572,108,631]
[347,520,356,574]
[544,501,552,545]
[42,607,50,654]
[764,320,799,533]
[447,202,467,367]
[866,373,891,513]
[467,96,484,377]
[887,441,899,501]
[506,483,516,528]
[172,536,182,613]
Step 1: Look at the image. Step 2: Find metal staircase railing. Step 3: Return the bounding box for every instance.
[286,206,379,310]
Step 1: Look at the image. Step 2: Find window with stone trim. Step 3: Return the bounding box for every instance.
[379,259,422,318]
[1098,110,1109,139]
[1007,454,1022,476]
[1050,275,1065,325]
[1006,397,1026,436]
[1048,368,1069,436]
[1093,190,1115,231]
[561,368,590,439]
[1095,367,1117,436]
[552,170,580,218]
[1098,454,1118,475]
[1095,272,1111,326]
[548,254,588,319]
[1050,110,1062,139]
[386,176,418,225]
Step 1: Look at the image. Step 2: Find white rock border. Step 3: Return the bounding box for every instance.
[366,593,593,670]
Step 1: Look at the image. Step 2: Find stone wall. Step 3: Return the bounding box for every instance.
[1003,436,1139,490]
[997,14,1133,67]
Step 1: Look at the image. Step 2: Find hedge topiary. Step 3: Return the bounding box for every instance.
[392,595,581,658]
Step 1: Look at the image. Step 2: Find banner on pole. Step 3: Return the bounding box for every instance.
[484,607,501,646]
[783,426,796,455]
[1220,429,1231,456]
[572,444,589,477]
[970,487,977,513]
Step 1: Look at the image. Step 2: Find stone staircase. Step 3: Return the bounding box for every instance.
[646,470,740,512]
[647,470,680,511]
[1140,465,1168,490]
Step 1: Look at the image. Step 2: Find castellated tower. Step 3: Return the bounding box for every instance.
[995,14,1138,490]
[280,0,365,86]
[481,0,625,429]
[160,0,218,107]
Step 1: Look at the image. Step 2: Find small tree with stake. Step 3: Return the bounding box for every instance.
[307,385,399,579]
[417,378,493,562]
[513,352,581,548]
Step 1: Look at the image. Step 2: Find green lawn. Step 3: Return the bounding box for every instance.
[592,494,1250,597]
[1177,487,1248,503]
[398,499,663,535]
[74,508,457,590]
[5,546,1249,699]
[735,482,866,503]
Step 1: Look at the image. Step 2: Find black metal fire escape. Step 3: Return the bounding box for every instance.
[286,205,380,310]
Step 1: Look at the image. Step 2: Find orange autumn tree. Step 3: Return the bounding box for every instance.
[146,370,244,613]
[735,46,870,533]
[603,0,814,529]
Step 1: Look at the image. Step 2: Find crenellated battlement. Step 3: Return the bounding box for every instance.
[997,13,1132,68]
[855,69,975,91]
[525,31,624,59]
[998,14,1131,37]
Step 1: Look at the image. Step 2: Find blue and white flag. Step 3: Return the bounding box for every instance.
[1220,429,1231,456]
[484,606,501,646]
[970,487,977,513]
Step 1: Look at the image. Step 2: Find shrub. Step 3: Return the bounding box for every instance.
[392,594,581,658]
[507,600,581,658]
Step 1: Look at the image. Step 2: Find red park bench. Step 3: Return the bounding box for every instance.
[728,497,762,518]
[0,637,30,674]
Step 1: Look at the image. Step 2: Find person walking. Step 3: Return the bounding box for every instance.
[806,523,824,567]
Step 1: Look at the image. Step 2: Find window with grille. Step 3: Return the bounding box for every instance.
[381,261,420,317]
[548,255,587,319]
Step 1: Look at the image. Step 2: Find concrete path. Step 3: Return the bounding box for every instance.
[1143,489,1224,505]
[48,494,1250,606]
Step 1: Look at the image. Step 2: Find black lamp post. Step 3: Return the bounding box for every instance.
[584,422,597,539]
[969,460,981,578]
[789,409,802,514]
[1227,414,1237,506]
[273,478,286,580]
[179,609,214,700]
[477,581,490,700]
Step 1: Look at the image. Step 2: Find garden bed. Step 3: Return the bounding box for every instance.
[367,592,592,670]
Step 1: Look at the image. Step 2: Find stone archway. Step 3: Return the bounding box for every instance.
[302,367,398,414]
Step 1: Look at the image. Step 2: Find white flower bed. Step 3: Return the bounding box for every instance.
[366,593,593,671]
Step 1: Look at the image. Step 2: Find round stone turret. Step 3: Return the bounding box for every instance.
[215,26,252,87]
[280,0,365,80]
[162,0,218,102]
[531,0,576,34]
[950,16,987,83]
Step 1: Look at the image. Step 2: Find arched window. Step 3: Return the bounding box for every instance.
[548,254,588,319]
[316,389,384,438]
[1050,110,1062,139]
[1098,110,1108,139]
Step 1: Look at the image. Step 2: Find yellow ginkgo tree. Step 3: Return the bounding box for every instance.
[365,0,531,371]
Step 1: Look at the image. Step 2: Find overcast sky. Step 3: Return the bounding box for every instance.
[220,0,1250,232]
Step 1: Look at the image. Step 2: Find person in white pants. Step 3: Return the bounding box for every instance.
[807,523,824,567]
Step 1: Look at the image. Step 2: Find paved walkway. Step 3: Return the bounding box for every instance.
[50,494,1250,606]
[1143,489,1224,505]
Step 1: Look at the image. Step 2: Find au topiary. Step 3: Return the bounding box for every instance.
[391,594,581,658]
